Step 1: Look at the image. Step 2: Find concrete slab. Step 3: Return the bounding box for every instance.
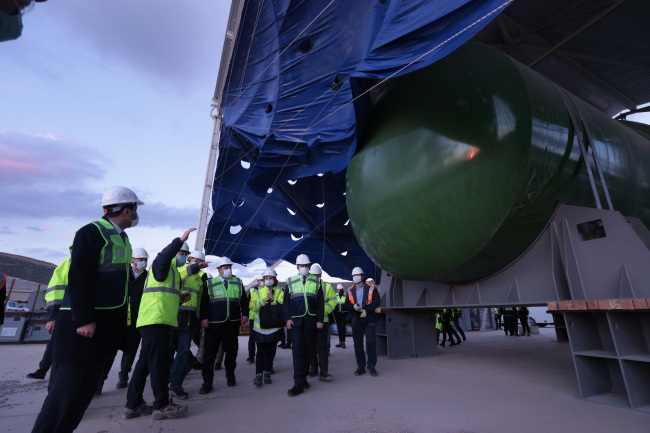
[1,328,648,432]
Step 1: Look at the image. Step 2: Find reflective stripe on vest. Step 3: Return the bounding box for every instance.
[136,265,181,328]
[347,282,375,306]
[252,285,284,334]
[45,257,70,308]
[249,287,260,320]
[286,275,319,318]
[61,219,131,310]
[207,276,243,323]
[320,281,337,323]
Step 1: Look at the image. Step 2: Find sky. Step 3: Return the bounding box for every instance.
[1,1,649,285]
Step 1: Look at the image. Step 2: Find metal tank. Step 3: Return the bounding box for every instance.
[346,42,650,284]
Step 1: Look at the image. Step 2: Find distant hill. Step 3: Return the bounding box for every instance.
[0,252,56,285]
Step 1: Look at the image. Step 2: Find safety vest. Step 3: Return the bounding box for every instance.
[436,314,442,330]
[493,308,500,315]
[46,257,69,310]
[177,264,204,320]
[136,264,181,328]
[336,293,346,313]
[206,275,244,323]
[250,285,285,334]
[320,280,337,323]
[347,282,376,306]
[285,274,319,318]
[248,286,260,321]
[61,219,131,310]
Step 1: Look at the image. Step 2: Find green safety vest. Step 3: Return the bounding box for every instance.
[285,274,319,318]
[136,263,181,328]
[336,293,346,313]
[60,219,131,310]
[320,280,337,323]
[248,286,260,321]
[250,285,285,333]
[206,275,244,323]
[493,308,500,315]
[177,264,204,321]
[436,314,442,330]
[46,258,69,309]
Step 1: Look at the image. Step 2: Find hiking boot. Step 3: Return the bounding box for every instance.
[199,383,213,394]
[335,343,343,348]
[369,367,378,377]
[287,386,303,397]
[246,357,254,364]
[308,369,318,378]
[214,362,221,370]
[170,387,188,400]
[254,374,263,387]
[116,378,128,389]
[342,343,346,349]
[152,399,188,420]
[264,372,272,384]
[227,374,236,387]
[26,369,47,380]
[122,401,153,419]
[94,380,104,396]
[354,369,366,376]
[319,373,333,382]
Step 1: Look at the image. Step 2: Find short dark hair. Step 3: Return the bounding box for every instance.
[103,203,136,218]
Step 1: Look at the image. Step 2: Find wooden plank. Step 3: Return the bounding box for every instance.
[547,302,558,311]
[618,299,635,310]
[632,299,648,309]
[557,301,572,310]
[598,300,613,310]
[574,300,588,310]
[587,300,600,310]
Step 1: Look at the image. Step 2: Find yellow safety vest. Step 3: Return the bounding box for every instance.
[136,264,181,328]
[250,285,285,334]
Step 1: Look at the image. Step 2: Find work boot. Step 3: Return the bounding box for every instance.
[342,342,346,349]
[287,386,303,397]
[308,369,318,378]
[199,383,213,394]
[462,335,467,341]
[440,342,445,347]
[227,374,236,387]
[456,340,461,345]
[254,373,263,387]
[170,387,188,400]
[152,399,188,420]
[303,380,310,389]
[319,373,333,382]
[369,367,378,377]
[122,401,153,419]
[335,342,343,348]
[95,380,104,396]
[116,377,128,389]
[354,368,366,376]
[26,369,47,380]
[246,357,254,364]
[450,342,456,346]
[192,359,203,370]
[214,362,222,370]
[264,372,272,384]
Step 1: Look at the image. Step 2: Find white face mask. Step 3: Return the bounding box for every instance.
[299,267,309,277]
[221,268,232,279]
[257,281,264,288]
[353,275,362,284]
[265,279,274,287]
[135,261,147,272]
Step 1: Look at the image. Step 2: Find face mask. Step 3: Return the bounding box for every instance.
[135,261,147,271]
[265,279,274,287]
[258,281,264,288]
[0,10,23,43]
[127,209,139,228]
[353,275,362,284]
[222,268,232,279]
[299,267,309,277]
[176,255,187,267]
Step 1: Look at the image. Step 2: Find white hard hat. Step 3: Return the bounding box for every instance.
[132,248,149,259]
[263,268,277,277]
[188,250,205,261]
[101,186,144,210]
[217,256,234,268]
[309,263,322,275]
[352,267,364,276]
[337,283,344,290]
[255,274,264,280]
[367,278,374,282]
[180,242,190,253]
[296,254,311,265]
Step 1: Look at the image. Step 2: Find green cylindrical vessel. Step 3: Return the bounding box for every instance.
[346,42,650,283]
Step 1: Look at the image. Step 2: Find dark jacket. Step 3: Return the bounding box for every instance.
[343,282,380,326]
[128,268,147,328]
[199,274,250,322]
[518,307,529,318]
[52,219,128,363]
[282,282,324,329]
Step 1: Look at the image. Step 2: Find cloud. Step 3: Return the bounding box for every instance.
[26,226,46,232]
[16,247,67,260]
[0,226,15,235]
[47,0,224,94]
[138,202,199,230]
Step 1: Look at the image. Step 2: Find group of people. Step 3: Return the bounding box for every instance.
[28,186,381,433]
[436,308,467,347]
[493,307,531,336]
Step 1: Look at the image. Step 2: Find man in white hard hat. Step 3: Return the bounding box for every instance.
[174,242,191,268]
[343,267,380,377]
[308,264,337,382]
[169,250,209,400]
[32,187,143,433]
[97,248,149,393]
[334,283,347,349]
[199,257,249,393]
[246,274,264,364]
[283,254,324,396]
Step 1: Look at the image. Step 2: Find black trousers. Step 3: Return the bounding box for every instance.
[452,316,466,339]
[31,360,103,433]
[201,321,240,385]
[335,311,347,343]
[520,317,530,335]
[277,327,286,346]
[126,324,171,410]
[495,314,502,330]
[504,316,518,335]
[248,333,256,359]
[290,324,316,387]
[441,323,460,344]
[286,327,292,347]
[38,338,53,372]
[100,325,141,382]
[310,326,329,374]
[255,341,277,374]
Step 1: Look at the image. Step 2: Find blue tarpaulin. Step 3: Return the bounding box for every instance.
[204,0,511,280]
